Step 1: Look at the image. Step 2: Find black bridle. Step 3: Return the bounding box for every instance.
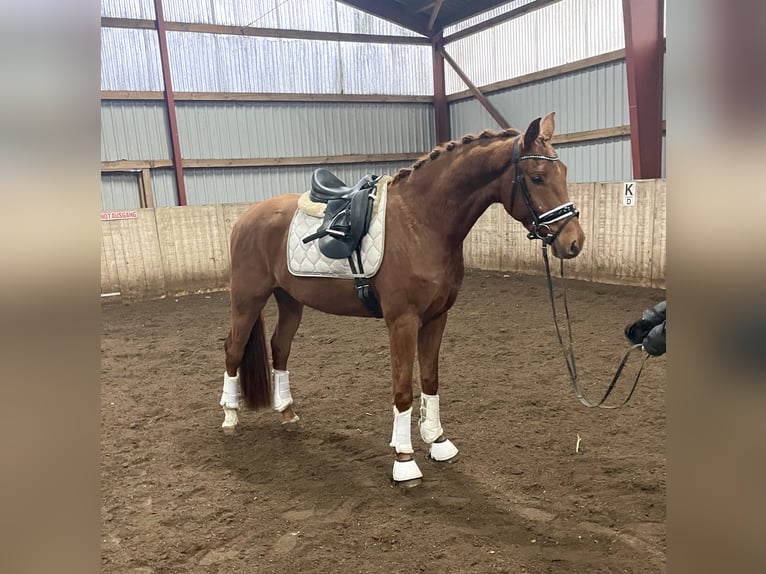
[509,136,579,245]
[510,136,648,409]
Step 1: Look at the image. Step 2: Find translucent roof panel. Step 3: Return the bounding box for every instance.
[166,32,432,95]
[101,27,164,91]
[445,0,626,94]
[158,0,420,35]
[101,0,156,19]
[444,0,539,35]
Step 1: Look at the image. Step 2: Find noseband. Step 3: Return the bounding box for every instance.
[509,137,579,244]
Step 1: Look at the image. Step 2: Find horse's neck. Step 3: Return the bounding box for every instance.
[395,140,510,249]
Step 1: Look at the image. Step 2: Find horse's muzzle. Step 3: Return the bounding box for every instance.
[555,239,582,259]
[552,226,585,259]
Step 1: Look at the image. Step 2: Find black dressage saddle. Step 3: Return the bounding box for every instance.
[302,168,380,260]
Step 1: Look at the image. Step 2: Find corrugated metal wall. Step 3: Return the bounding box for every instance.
[555,137,632,183]
[180,161,414,206]
[100,0,430,95]
[175,101,433,158]
[448,52,667,182]
[101,0,419,35]
[553,134,665,183]
[160,0,419,35]
[101,173,142,211]
[444,0,625,93]
[101,0,155,19]
[100,34,432,95]
[101,101,172,161]
[100,28,164,91]
[142,162,414,207]
[449,59,629,136]
[100,168,177,212]
[448,56,634,182]
[99,0,630,96]
[101,99,431,162]
[164,34,432,95]
[444,0,538,34]
[100,97,433,208]
[152,169,178,207]
[100,0,664,200]
[441,0,666,182]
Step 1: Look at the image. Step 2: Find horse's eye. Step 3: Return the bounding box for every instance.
[531,176,544,184]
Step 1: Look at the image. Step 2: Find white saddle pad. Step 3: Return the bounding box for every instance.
[287,176,390,278]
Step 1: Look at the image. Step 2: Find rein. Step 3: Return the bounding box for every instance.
[540,248,649,409]
[510,137,648,408]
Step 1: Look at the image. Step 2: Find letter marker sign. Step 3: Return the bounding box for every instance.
[623,181,636,206]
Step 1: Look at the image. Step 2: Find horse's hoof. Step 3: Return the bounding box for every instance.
[429,453,459,464]
[281,414,300,432]
[394,477,422,489]
[221,424,240,436]
[428,439,459,462]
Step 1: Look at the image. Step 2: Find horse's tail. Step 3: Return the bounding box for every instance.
[240,314,272,409]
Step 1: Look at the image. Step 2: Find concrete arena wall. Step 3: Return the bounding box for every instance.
[464,179,666,288]
[100,203,251,301]
[100,180,666,301]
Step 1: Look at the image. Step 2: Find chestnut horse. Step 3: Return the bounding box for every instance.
[220,112,585,484]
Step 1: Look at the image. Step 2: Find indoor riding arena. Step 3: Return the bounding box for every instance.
[101,1,667,573]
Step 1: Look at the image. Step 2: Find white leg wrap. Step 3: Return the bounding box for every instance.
[220,371,241,409]
[419,393,458,461]
[389,406,422,482]
[419,393,444,444]
[221,371,241,432]
[271,369,293,413]
[389,406,414,454]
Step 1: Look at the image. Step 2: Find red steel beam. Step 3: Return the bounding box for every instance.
[439,46,510,130]
[432,33,451,144]
[153,0,188,206]
[622,0,664,180]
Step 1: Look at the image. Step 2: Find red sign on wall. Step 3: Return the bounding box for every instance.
[101,211,138,221]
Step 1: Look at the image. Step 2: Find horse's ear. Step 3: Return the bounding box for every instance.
[523,117,542,150]
[540,111,556,142]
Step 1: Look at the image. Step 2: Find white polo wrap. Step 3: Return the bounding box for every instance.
[220,371,241,409]
[271,369,293,412]
[389,406,414,454]
[419,393,444,444]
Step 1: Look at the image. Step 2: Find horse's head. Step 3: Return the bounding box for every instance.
[499,112,585,259]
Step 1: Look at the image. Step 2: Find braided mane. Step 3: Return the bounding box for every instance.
[391,127,521,185]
